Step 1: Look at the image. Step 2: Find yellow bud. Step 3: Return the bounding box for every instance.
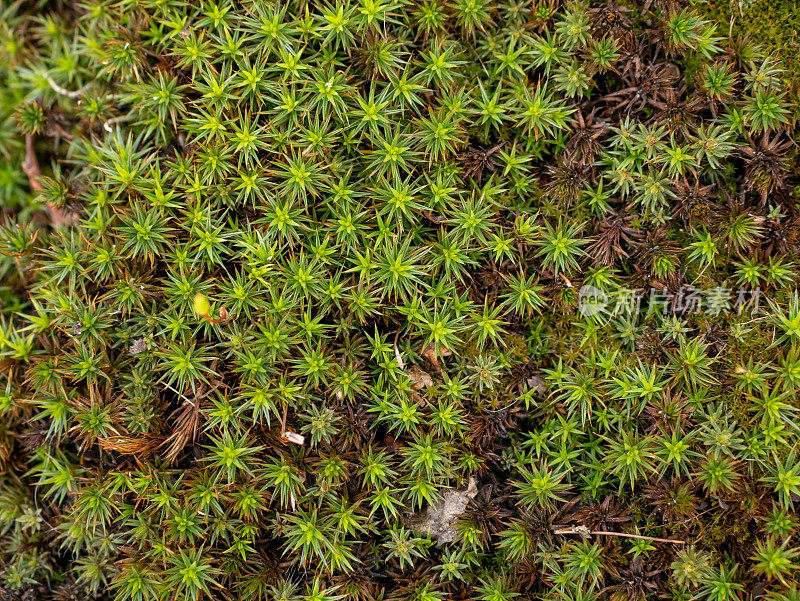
[193,292,210,317]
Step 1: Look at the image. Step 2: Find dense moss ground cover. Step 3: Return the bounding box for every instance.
[697,0,800,90]
[0,0,799,600]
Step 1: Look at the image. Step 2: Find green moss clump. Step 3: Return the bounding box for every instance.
[0,0,799,600]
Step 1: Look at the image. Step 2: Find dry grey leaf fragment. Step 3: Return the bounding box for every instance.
[526,374,547,397]
[406,365,434,390]
[129,339,148,355]
[421,341,452,372]
[407,477,478,544]
[282,430,305,445]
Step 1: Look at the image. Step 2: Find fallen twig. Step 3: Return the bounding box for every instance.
[552,525,684,545]
[22,134,71,227]
[22,134,44,192]
[203,307,229,324]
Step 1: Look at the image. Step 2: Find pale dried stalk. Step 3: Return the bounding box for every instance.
[43,73,89,99]
[552,524,684,545]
